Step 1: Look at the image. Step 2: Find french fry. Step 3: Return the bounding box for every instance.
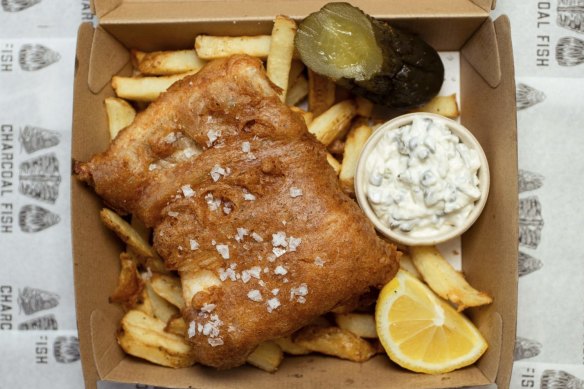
[308,69,336,116]
[410,246,493,311]
[117,310,196,368]
[246,341,284,373]
[180,269,221,307]
[150,273,185,310]
[104,97,136,140]
[285,75,308,106]
[112,71,197,102]
[165,315,188,337]
[414,94,460,119]
[334,313,378,339]
[355,96,374,117]
[267,16,297,102]
[294,326,376,362]
[399,252,422,279]
[339,121,372,193]
[308,100,357,146]
[289,106,314,126]
[195,35,272,60]
[131,49,206,76]
[273,336,311,355]
[109,252,143,309]
[100,208,156,258]
[146,283,179,323]
[133,287,154,317]
[326,153,341,176]
[287,60,305,89]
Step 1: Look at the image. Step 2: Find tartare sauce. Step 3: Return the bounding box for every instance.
[365,117,481,238]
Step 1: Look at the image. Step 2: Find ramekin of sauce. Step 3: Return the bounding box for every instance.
[355,113,490,246]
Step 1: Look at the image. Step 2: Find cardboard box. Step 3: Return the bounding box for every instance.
[71,1,518,388]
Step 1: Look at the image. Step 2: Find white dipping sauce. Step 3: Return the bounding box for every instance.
[365,117,481,238]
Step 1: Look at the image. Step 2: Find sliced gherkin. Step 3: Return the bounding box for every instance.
[295,2,444,108]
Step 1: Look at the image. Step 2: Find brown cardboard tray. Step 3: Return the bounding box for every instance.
[71,1,518,388]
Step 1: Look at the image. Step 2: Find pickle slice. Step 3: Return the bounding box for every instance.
[295,2,444,109]
[295,2,383,82]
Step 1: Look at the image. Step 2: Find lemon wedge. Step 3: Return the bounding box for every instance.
[375,270,488,374]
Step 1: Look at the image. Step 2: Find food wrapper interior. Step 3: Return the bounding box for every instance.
[71,1,517,388]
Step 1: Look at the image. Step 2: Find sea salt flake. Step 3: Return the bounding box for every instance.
[258,280,266,287]
[243,189,256,201]
[241,271,251,283]
[268,254,277,262]
[271,288,279,296]
[201,303,216,313]
[183,148,198,159]
[205,193,221,211]
[272,231,288,247]
[247,290,263,302]
[198,323,203,332]
[208,338,224,347]
[188,321,197,338]
[168,211,179,218]
[272,247,286,258]
[296,283,308,296]
[206,129,221,147]
[274,265,287,275]
[181,184,195,198]
[263,267,269,273]
[251,232,263,242]
[235,227,249,242]
[242,141,251,153]
[314,257,325,267]
[164,132,177,144]
[230,262,237,269]
[223,203,232,215]
[288,237,301,252]
[190,239,199,250]
[248,266,262,279]
[290,187,303,198]
[297,296,306,304]
[148,163,158,171]
[210,165,227,182]
[267,297,281,313]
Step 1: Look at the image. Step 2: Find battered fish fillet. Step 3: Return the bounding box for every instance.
[75,55,399,369]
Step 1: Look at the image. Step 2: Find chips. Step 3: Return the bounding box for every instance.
[195,35,272,60]
[246,341,284,372]
[414,94,460,118]
[131,49,207,76]
[117,310,196,368]
[409,246,493,311]
[308,69,336,116]
[294,326,376,362]
[334,313,378,339]
[339,120,372,193]
[112,71,198,102]
[308,100,357,146]
[104,97,136,140]
[267,16,297,101]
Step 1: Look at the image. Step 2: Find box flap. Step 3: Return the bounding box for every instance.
[95,0,489,24]
[461,18,502,88]
[88,26,130,94]
[470,0,496,12]
[459,14,517,389]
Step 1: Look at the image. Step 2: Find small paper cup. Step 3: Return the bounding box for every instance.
[354,113,490,246]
